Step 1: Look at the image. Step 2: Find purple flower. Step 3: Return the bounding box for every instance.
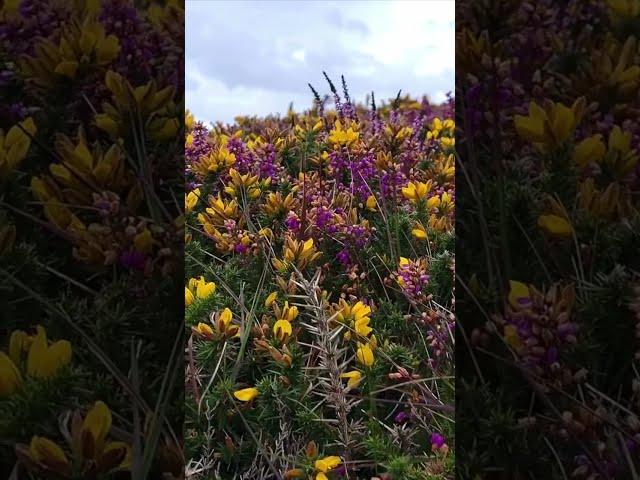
[431,432,445,449]
[336,248,350,266]
[119,249,146,272]
[394,411,410,424]
[285,213,301,232]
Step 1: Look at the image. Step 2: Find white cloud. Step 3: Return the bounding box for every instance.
[186,0,454,123]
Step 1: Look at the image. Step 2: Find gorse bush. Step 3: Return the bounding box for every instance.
[185,78,455,479]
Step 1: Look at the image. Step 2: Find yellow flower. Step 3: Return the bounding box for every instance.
[604,125,638,177]
[185,287,194,306]
[503,325,523,352]
[412,223,427,240]
[265,291,278,307]
[572,135,606,167]
[508,280,530,309]
[19,401,129,476]
[185,188,201,213]
[315,455,341,474]
[365,195,377,211]
[133,228,154,254]
[196,278,216,299]
[273,236,321,272]
[81,401,112,458]
[233,387,259,402]
[395,126,413,141]
[356,343,375,367]
[0,352,22,397]
[224,168,261,198]
[0,117,37,179]
[26,326,72,379]
[401,181,432,202]
[336,300,373,339]
[328,120,359,147]
[29,436,72,476]
[21,20,120,86]
[514,98,585,152]
[273,319,293,342]
[340,370,363,388]
[538,214,573,238]
[194,323,214,338]
[220,308,233,327]
[185,110,195,131]
[608,0,640,18]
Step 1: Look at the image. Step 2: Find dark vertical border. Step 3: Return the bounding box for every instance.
[0,1,184,477]
[457,0,640,478]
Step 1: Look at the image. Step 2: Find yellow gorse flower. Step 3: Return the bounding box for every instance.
[602,125,638,178]
[328,120,359,147]
[185,188,201,213]
[95,70,178,140]
[27,326,72,379]
[572,134,606,167]
[18,401,130,477]
[412,223,428,240]
[578,178,630,221]
[185,110,195,131]
[514,98,586,152]
[430,153,455,183]
[265,291,278,307]
[508,280,530,308]
[315,455,341,480]
[272,237,321,273]
[356,342,375,367]
[538,214,573,238]
[194,146,236,176]
[272,300,299,322]
[336,300,373,340]
[21,19,120,86]
[263,191,297,216]
[402,180,432,203]
[608,0,640,17]
[0,117,36,180]
[233,387,259,402]
[365,195,377,211]
[185,287,194,306]
[185,276,216,301]
[340,370,363,388]
[273,319,293,342]
[224,168,264,199]
[0,351,22,397]
[199,194,239,229]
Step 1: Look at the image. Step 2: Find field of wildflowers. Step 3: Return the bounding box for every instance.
[0,0,184,478]
[184,78,455,479]
[457,0,640,477]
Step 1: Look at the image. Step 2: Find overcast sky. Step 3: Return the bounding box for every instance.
[186,0,454,124]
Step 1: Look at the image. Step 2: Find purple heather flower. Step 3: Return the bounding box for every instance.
[120,249,146,272]
[394,411,410,424]
[284,212,301,232]
[336,248,350,266]
[431,432,445,449]
[235,243,248,255]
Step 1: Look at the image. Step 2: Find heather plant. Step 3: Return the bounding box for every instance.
[0,0,184,478]
[457,0,640,477]
[185,77,455,479]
